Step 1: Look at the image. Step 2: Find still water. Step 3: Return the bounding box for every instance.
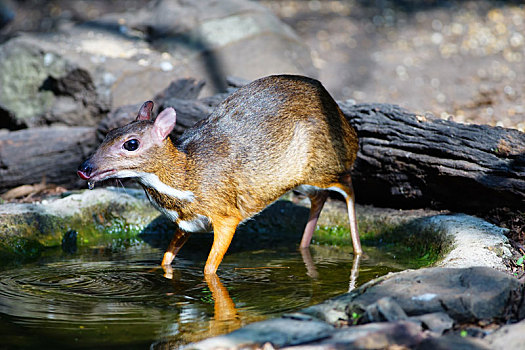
[0,238,403,349]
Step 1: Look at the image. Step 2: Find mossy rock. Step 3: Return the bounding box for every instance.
[0,188,160,264]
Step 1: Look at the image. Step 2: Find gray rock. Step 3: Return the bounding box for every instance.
[485,319,525,350]
[303,266,522,327]
[0,0,315,130]
[283,321,425,350]
[0,188,160,261]
[110,0,316,96]
[415,335,491,350]
[363,297,408,323]
[349,267,522,323]
[408,312,454,335]
[188,318,334,349]
[0,36,112,128]
[425,214,512,270]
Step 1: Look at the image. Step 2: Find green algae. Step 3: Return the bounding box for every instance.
[313,216,453,269]
[0,189,160,266]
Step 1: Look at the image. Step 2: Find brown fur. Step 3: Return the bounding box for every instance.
[79,75,360,275]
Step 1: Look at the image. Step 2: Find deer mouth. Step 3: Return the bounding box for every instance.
[79,169,117,183]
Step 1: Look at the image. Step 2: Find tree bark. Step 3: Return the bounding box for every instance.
[1,93,524,213]
[341,102,525,212]
[0,126,97,191]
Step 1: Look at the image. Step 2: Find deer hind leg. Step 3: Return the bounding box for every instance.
[297,186,329,249]
[329,176,362,255]
[204,216,241,275]
[162,228,192,266]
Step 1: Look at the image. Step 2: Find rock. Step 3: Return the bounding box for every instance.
[485,319,525,350]
[425,214,513,270]
[154,77,206,102]
[415,335,491,350]
[0,0,315,130]
[283,321,425,350]
[188,318,334,349]
[302,267,523,326]
[0,187,160,262]
[348,267,522,324]
[109,0,315,96]
[0,37,111,128]
[409,312,454,335]
[362,297,408,323]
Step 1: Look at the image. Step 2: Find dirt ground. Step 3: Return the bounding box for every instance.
[2,0,524,130]
[260,0,525,131]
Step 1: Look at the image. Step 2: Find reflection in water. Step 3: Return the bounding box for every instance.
[0,243,399,349]
[349,254,361,292]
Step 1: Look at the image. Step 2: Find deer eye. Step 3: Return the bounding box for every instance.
[123,139,140,151]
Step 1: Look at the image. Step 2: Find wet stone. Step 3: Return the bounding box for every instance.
[485,319,525,350]
[415,334,491,350]
[287,321,425,350]
[189,318,334,349]
[61,229,78,254]
[408,312,454,336]
[348,267,523,323]
[362,297,408,323]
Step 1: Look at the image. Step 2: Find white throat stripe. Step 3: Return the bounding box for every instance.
[116,170,194,202]
[140,173,194,201]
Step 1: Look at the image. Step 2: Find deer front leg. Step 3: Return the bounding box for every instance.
[204,216,241,275]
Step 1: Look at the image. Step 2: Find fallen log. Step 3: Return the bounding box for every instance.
[342,102,525,212]
[1,86,524,213]
[0,126,97,191]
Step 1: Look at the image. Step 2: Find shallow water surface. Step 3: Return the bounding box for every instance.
[0,241,402,349]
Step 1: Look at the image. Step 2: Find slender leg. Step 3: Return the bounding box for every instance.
[300,190,329,248]
[346,186,362,255]
[330,178,362,255]
[162,228,192,266]
[204,216,240,275]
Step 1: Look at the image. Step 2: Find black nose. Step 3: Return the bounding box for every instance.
[77,160,93,180]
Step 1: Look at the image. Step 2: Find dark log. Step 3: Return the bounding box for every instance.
[2,85,524,213]
[0,126,97,192]
[342,102,525,212]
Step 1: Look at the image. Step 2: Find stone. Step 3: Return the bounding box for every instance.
[409,312,454,335]
[415,335,491,350]
[426,214,513,270]
[363,297,408,323]
[188,318,334,349]
[283,321,425,350]
[485,319,525,350]
[109,0,316,96]
[349,267,522,323]
[0,188,160,261]
[0,37,111,128]
[0,0,315,129]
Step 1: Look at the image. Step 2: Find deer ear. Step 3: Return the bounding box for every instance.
[152,107,176,143]
[136,101,154,121]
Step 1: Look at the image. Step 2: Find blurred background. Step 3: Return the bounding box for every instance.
[0,0,524,131]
